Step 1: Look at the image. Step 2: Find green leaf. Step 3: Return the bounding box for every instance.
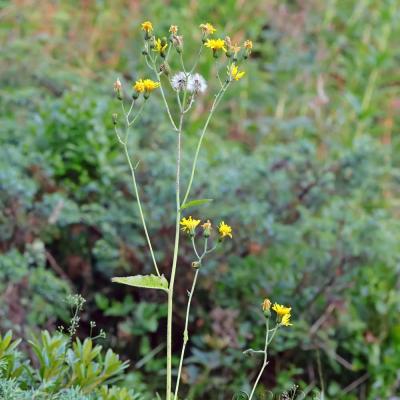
[180,198,213,211]
[111,275,169,292]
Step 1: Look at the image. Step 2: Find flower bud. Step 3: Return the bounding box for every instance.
[192,261,201,269]
[142,48,149,56]
[172,35,183,53]
[202,220,212,238]
[160,62,171,76]
[113,78,123,100]
[262,298,272,318]
[112,113,118,125]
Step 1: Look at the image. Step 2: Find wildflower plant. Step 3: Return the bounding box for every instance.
[243,299,293,400]
[110,20,261,399]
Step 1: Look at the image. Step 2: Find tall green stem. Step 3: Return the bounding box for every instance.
[166,110,184,400]
[173,268,199,399]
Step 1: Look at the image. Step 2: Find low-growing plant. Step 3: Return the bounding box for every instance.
[0,329,144,400]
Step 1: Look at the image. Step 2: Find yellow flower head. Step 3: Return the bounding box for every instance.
[200,23,216,35]
[205,38,227,52]
[133,79,145,93]
[169,25,178,35]
[229,64,245,81]
[153,38,168,54]
[281,313,293,327]
[272,303,291,317]
[244,40,253,50]
[143,79,160,92]
[180,216,201,235]
[218,221,232,239]
[141,21,153,33]
[262,298,271,312]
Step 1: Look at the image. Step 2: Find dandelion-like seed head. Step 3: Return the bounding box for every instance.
[171,72,188,91]
[188,73,207,94]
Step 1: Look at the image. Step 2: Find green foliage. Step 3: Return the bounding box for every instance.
[1,0,400,399]
[0,330,142,399]
[112,275,169,292]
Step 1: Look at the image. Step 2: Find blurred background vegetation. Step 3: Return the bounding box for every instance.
[1,0,400,399]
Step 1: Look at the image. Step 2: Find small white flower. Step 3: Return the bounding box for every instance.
[171,72,188,91]
[188,73,207,94]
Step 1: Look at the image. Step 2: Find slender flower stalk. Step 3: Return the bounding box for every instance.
[249,319,270,400]
[166,104,185,400]
[173,268,199,400]
[181,81,230,206]
[114,107,160,277]
[111,21,250,400]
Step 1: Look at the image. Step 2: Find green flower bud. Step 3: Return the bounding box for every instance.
[192,261,201,269]
[112,113,118,125]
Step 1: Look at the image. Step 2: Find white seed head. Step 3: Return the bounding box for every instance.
[188,73,207,94]
[171,72,188,91]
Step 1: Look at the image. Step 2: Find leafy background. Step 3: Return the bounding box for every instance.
[1,0,400,399]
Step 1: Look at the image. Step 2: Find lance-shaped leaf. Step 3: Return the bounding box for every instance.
[180,198,213,211]
[111,275,169,292]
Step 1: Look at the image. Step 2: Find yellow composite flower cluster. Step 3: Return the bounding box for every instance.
[153,37,168,54]
[138,20,252,85]
[262,299,293,327]
[218,221,232,238]
[229,64,245,81]
[180,217,233,239]
[141,21,153,33]
[205,38,227,52]
[133,79,160,94]
[180,216,201,235]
